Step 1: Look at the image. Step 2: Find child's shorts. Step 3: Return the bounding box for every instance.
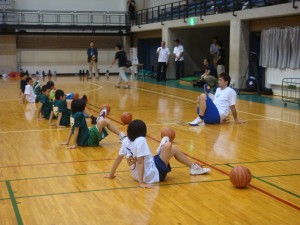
[88,126,109,146]
[154,155,172,181]
[203,95,221,124]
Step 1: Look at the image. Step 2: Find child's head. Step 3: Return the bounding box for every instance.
[26,77,33,85]
[20,74,25,79]
[71,99,86,114]
[115,43,123,51]
[41,85,51,96]
[81,95,88,103]
[55,89,65,100]
[127,120,147,142]
[218,72,231,87]
[46,81,55,90]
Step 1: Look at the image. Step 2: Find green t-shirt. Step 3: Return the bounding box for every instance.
[57,100,70,126]
[72,112,89,146]
[39,94,52,119]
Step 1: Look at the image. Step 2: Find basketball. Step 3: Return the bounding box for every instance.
[229,166,252,189]
[73,92,80,100]
[161,128,176,142]
[121,112,132,124]
[100,104,111,114]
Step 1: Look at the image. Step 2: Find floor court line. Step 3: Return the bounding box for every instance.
[92,81,300,126]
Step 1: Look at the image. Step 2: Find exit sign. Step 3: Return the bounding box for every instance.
[187,17,197,26]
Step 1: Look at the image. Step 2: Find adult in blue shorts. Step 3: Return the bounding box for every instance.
[189,72,242,126]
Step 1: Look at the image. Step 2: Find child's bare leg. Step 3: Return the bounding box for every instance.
[159,142,192,167]
[199,93,207,117]
[96,118,121,136]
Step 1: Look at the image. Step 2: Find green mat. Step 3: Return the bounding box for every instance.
[180,76,198,82]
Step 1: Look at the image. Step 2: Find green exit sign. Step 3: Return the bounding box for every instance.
[187,17,197,26]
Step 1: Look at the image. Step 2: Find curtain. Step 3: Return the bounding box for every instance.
[259,26,300,69]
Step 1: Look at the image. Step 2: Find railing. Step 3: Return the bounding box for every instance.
[135,0,299,26]
[0,9,129,27]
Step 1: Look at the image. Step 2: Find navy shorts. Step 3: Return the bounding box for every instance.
[204,95,221,124]
[154,155,172,181]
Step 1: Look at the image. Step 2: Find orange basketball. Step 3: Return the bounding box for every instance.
[229,166,252,189]
[73,93,80,100]
[100,104,111,114]
[121,112,132,124]
[161,128,176,142]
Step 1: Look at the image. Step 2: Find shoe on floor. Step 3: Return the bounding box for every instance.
[96,108,108,122]
[190,163,211,175]
[188,117,202,126]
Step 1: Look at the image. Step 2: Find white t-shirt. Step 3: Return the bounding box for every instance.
[157,47,170,62]
[173,45,184,61]
[213,87,237,118]
[24,84,36,103]
[119,137,159,184]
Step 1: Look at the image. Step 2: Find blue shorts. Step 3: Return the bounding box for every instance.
[153,155,172,181]
[197,95,220,124]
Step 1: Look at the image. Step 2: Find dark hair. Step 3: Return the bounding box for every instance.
[46,81,55,89]
[41,85,49,93]
[212,36,218,40]
[25,77,32,83]
[174,39,180,43]
[81,95,88,103]
[217,41,223,47]
[115,43,123,50]
[71,99,86,114]
[55,89,65,100]
[218,72,231,86]
[203,58,210,63]
[127,120,147,141]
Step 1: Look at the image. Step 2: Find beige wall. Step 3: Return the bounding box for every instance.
[0,35,17,74]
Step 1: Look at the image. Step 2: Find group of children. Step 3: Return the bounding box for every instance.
[19,73,211,189]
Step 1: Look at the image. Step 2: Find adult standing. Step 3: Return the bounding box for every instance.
[110,43,130,89]
[87,41,99,79]
[173,39,184,80]
[216,41,225,75]
[127,0,136,25]
[210,36,219,67]
[156,41,170,81]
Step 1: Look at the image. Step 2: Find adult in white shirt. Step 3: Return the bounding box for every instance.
[210,36,219,66]
[105,120,210,188]
[189,72,243,126]
[156,41,170,81]
[173,39,184,80]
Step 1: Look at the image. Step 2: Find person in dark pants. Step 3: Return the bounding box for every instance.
[128,0,136,25]
[156,41,170,81]
[173,39,184,80]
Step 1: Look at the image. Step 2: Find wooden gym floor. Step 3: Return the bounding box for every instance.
[0,76,299,225]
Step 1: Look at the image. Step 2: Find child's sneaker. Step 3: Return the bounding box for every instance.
[96,108,108,122]
[156,136,170,154]
[124,86,130,89]
[105,70,110,80]
[188,117,202,126]
[119,132,127,143]
[190,163,211,175]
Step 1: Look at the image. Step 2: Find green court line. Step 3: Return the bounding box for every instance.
[254,176,300,198]
[0,166,187,183]
[225,164,300,199]
[6,181,24,225]
[12,178,229,200]
[212,158,300,166]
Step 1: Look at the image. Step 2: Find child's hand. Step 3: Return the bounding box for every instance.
[67,145,76,149]
[139,183,153,189]
[104,174,116,179]
[235,120,245,124]
[58,125,66,128]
